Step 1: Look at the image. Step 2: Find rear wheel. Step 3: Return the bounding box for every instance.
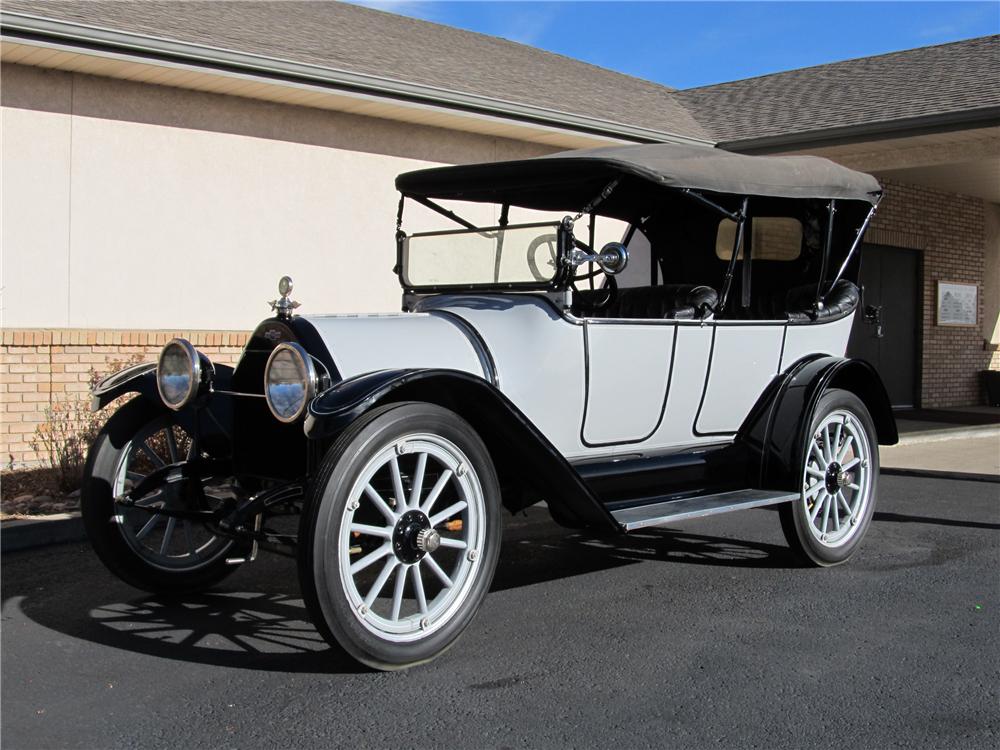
[82,398,246,593]
[780,388,879,566]
[299,402,501,670]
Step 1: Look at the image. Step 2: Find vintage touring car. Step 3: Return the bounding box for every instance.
[83,143,897,669]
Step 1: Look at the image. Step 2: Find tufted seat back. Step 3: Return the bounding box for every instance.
[785,279,860,322]
[572,284,718,320]
[728,279,860,322]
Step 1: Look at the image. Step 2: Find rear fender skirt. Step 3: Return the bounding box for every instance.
[740,355,898,490]
[305,369,617,530]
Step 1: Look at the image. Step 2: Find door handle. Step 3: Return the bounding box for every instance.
[864,305,884,338]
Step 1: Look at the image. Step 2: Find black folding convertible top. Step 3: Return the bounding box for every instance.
[396,143,882,218]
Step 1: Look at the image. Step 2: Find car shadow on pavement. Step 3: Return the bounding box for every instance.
[3,509,798,674]
[8,586,369,675]
[491,513,802,592]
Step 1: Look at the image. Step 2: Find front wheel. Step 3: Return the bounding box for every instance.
[780,388,879,566]
[81,398,247,593]
[299,402,501,670]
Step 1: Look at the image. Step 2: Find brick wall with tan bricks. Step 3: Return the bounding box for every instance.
[1,329,248,467]
[867,178,996,408]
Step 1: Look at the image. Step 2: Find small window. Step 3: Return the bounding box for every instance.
[716,217,803,261]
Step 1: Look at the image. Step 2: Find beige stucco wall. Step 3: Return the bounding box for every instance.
[1,63,582,331]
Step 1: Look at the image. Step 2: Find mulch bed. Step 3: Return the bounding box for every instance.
[1,468,80,520]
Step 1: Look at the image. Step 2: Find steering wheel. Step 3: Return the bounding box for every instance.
[526,233,559,282]
[572,273,618,310]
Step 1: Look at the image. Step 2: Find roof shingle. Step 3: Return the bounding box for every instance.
[0,0,712,141]
[3,2,996,147]
[676,35,1000,145]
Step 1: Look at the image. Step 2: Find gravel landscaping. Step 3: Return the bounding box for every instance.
[1,468,80,520]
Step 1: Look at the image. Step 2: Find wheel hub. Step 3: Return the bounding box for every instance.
[825,462,840,493]
[392,510,432,564]
[824,462,853,494]
[416,528,441,554]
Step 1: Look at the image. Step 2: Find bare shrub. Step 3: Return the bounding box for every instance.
[32,355,145,493]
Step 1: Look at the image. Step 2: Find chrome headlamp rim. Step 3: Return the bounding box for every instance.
[156,338,201,411]
[264,342,318,423]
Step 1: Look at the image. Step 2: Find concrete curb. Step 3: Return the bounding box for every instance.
[896,424,1000,446]
[881,467,1000,484]
[1,513,87,553]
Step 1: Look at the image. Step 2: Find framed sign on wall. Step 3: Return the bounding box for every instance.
[936,281,978,327]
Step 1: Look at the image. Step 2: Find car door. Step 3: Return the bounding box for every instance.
[694,215,802,435]
[581,320,675,446]
[578,230,704,448]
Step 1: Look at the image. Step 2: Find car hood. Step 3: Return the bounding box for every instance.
[300,312,489,381]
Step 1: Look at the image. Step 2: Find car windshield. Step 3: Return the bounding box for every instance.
[401,222,562,289]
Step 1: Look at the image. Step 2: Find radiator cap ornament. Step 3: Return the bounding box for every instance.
[269,275,300,319]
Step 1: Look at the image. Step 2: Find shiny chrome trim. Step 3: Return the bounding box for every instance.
[264,342,318,423]
[268,275,301,319]
[156,338,201,411]
[565,242,629,275]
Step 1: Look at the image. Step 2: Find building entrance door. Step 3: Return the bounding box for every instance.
[848,244,920,407]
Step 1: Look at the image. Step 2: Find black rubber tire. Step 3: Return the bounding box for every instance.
[81,397,245,594]
[298,402,502,670]
[779,388,880,567]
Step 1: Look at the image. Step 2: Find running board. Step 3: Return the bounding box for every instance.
[611,489,798,531]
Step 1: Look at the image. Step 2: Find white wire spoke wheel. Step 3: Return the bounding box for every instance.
[300,402,501,670]
[81,399,247,594]
[780,388,880,567]
[338,433,486,641]
[801,409,873,548]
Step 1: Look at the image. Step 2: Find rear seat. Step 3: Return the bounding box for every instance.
[785,279,860,322]
[572,284,718,320]
[729,279,860,322]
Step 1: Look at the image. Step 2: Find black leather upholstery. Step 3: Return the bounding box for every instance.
[801,279,860,322]
[778,279,860,322]
[727,279,859,322]
[572,284,718,320]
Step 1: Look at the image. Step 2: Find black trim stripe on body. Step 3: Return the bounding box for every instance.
[579,321,679,448]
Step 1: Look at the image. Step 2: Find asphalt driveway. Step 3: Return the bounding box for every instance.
[2,474,998,749]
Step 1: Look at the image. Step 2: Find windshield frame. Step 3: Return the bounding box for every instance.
[397,220,574,293]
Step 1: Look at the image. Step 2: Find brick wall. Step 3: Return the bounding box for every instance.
[867,178,995,408]
[1,329,248,467]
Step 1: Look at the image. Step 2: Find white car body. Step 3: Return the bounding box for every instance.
[304,294,854,461]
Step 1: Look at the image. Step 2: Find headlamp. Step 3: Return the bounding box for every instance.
[264,342,318,423]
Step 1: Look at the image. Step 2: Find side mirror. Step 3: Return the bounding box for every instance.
[565,242,629,275]
[597,242,629,275]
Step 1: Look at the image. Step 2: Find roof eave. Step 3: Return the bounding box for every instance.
[718,106,1000,154]
[0,11,715,148]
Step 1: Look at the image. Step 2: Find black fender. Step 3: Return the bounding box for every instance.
[90,362,159,411]
[91,362,236,410]
[305,369,618,530]
[740,355,898,491]
[91,362,236,458]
